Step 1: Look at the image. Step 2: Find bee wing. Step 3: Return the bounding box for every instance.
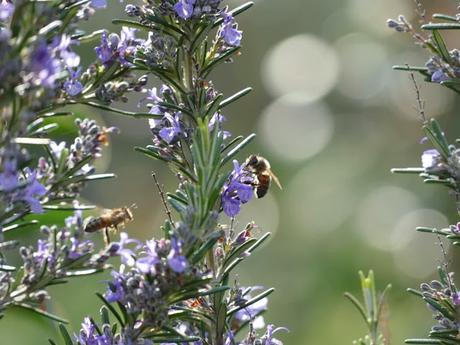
[269,170,282,190]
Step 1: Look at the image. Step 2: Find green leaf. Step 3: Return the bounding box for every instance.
[219,87,253,109]
[422,23,460,30]
[58,324,73,345]
[14,304,69,324]
[96,293,125,327]
[80,102,160,119]
[201,47,241,78]
[65,268,103,277]
[423,119,449,158]
[432,14,458,22]
[221,133,256,166]
[392,65,429,72]
[391,168,424,174]
[431,30,451,63]
[405,340,442,344]
[190,230,224,264]
[212,2,254,28]
[344,292,368,323]
[134,146,169,163]
[43,204,95,211]
[227,288,275,316]
[146,336,202,343]
[0,264,17,271]
[3,220,39,233]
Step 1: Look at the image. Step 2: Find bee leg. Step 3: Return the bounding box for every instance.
[103,227,111,246]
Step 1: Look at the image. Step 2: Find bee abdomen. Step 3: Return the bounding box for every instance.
[84,218,105,233]
[255,173,271,198]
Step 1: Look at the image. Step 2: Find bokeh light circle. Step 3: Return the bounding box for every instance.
[355,186,420,251]
[334,33,389,101]
[391,209,448,279]
[262,34,339,102]
[258,96,334,162]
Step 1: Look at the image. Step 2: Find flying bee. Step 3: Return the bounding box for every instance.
[96,127,112,146]
[84,205,135,244]
[243,155,282,199]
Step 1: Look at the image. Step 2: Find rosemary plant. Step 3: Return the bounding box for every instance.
[1,0,286,344]
[347,2,460,344]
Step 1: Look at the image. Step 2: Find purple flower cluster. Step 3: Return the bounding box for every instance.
[233,287,268,330]
[225,324,287,345]
[103,236,190,328]
[0,145,47,214]
[95,27,143,67]
[0,0,14,21]
[77,317,148,345]
[173,0,223,20]
[32,119,118,201]
[221,160,255,217]
[425,52,460,84]
[19,210,116,288]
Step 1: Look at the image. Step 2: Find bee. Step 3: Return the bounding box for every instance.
[243,155,282,198]
[84,205,135,244]
[96,127,112,146]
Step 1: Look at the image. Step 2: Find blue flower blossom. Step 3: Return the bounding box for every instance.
[421,149,441,170]
[105,270,126,303]
[167,237,187,273]
[261,324,288,345]
[29,41,61,88]
[53,35,80,68]
[219,12,242,46]
[112,232,142,266]
[0,159,18,191]
[431,69,449,83]
[159,113,182,144]
[221,160,255,217]
[174,0,195,19]
[0,0,14,21]
[95,27,142,66]
[136,240,160,274]
[64,67,83,96]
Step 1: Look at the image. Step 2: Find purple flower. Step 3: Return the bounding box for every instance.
[49,141,66,160]
[0,159,18,191]
[450,222,460,234]
[54,35,80,68]
[95,28,140,66]
[167,237,187,273]
[235,295,268,328]
[64,67,83,96]
[174,0,195,19]
[77,317,99,345]
[431,69,449,83]
[422,149,441,170]
[0,0,14,21]
[136,240,160,274]
[29,41,61,88]
[221,160,254,217]
[453,292,460,306]
[22,169,47,213]
[261,325,288,345]
[159,113,182,144]
[219,12,243,46]
[95,31,114,65]
[112,232,141,266]
[209,113,231,139]
[105,270,125,303]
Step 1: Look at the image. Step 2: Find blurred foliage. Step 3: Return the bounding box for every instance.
[3,0,460,344]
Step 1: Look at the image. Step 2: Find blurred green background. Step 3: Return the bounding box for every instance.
[4,0,460,343]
